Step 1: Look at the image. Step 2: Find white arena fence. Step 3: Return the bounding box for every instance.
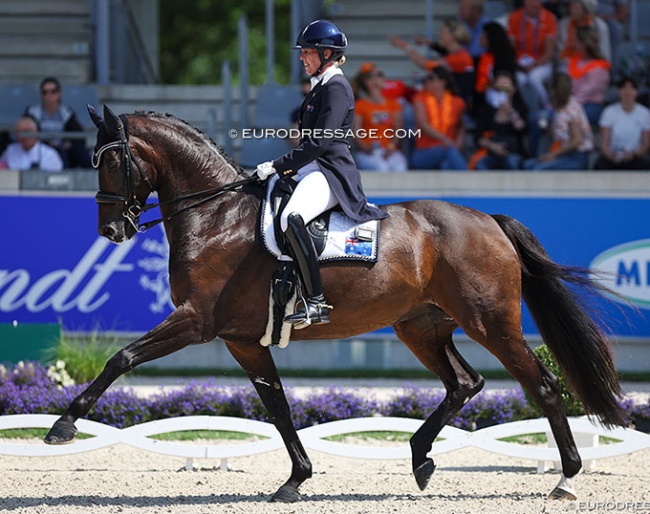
[0,414,648,473]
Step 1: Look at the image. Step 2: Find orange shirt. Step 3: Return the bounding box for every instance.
[413,90,465,149]
[475,53,495,93]
[355,97,403,149]
[508,8,557,62]
[426,48,475,74]
[566,55,611,79]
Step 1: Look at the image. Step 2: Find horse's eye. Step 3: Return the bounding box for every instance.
[107,160,120,171]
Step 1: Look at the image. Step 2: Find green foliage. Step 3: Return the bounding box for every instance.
[159,0,293,84]
[525,344,585,418]
[43,332,122,385]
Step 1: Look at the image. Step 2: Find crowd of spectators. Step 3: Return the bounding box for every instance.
[2,2,648,174]
[349,0,650,171]
[0,77,91,172]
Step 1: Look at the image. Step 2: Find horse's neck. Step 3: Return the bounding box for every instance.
[142,123,260,250]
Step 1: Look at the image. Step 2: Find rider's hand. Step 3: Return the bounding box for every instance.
[255,161,276,180]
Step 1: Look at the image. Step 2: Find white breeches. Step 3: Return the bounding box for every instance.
[280,161,339,232]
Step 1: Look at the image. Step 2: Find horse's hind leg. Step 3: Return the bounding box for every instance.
[485,335,581,499]
[225,341,311,503]
[45,305,203,444]
[393,312,485,491]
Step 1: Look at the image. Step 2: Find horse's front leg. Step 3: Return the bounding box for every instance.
[225,341,312,503]
[45,304,203,444]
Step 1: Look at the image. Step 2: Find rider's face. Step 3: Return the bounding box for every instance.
[300,48,330,76]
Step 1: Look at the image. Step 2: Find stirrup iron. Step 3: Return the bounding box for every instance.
[284,293,333,330]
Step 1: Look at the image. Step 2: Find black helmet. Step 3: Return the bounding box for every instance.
[295,20,347,76]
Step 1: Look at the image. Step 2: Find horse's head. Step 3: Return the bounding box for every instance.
[88,104,155,243]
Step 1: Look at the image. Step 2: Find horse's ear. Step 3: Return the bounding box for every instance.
[103,105,122,135]
[87,104,103,128]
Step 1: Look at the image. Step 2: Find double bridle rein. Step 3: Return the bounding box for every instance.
[92,119,255,233]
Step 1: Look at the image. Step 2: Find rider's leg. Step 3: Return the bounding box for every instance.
[279,168,338,232]
[280,169,338,328]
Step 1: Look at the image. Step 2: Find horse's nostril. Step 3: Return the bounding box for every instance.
[101,225,114,237]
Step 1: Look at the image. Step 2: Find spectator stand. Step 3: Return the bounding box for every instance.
[0,84,100,157]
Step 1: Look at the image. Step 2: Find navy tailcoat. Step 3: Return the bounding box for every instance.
[272,74,389,223]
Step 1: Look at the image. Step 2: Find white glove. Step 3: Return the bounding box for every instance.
[255,161,276,180]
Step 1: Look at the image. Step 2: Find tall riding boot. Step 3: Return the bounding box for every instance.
[283,212,331,329]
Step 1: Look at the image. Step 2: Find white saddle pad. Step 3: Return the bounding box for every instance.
[260,175,379,263]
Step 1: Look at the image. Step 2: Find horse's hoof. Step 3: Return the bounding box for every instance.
[413,458,436,491]
[44,418,77,445]
[270,485,302,503]
[548,475,577,501]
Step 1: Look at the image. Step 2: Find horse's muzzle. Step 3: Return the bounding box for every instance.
[99,222,127,244]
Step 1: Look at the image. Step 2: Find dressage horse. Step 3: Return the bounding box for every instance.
[45,105,627,503]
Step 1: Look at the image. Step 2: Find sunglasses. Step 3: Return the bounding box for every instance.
[41,88,60,95]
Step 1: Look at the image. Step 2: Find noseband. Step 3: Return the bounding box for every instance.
[93,120,155,233]
[93,119,256,233]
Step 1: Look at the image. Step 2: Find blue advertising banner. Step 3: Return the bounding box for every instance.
[0,194,173,333]
[0,193,648,337]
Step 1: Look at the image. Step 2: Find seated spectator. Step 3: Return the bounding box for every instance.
[557,0,611,62]
[390,20,475,107]
[470,71,529,170]
[380,78,418,160]
[562,26,611,126]
[508,0,558,110]
[410,67,468,170]
[410,0,490,66]
[391,21,474,75]
[0,116,63,172]
[352,63,409,172]
[594,76,650,170]
[524,72,594,170]
[474,22,518,114]
[24,77,92,168]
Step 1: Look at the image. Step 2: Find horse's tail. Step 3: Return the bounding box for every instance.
[491,214,627,428]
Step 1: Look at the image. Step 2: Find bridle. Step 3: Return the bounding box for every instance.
[92,118,255,233]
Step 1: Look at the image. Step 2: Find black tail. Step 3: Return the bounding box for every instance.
[492,214,627,428]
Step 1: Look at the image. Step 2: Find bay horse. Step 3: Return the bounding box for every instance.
[45,105,627,503]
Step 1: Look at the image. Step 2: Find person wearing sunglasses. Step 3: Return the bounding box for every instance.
[352,62,409,172]
[24,77,91,169]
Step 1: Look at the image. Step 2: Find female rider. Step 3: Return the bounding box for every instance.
[254,19,388,329]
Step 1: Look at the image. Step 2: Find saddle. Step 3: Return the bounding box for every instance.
[260,176,380,264]
[258,176,380,348]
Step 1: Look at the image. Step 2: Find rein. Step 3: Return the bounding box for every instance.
[93,122,256,233]
[137,177,256,232]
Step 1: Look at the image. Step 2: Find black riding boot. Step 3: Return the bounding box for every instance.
[283,212,331,329]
